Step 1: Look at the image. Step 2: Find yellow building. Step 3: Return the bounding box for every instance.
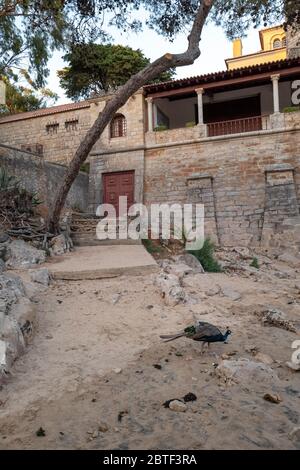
[226,25,287,70]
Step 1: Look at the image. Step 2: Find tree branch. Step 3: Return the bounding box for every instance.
[48,0,215,232]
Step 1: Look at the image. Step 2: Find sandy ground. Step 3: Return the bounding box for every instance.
[0,253,300,450]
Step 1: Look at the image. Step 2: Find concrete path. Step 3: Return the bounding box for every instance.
[45,245,158,280]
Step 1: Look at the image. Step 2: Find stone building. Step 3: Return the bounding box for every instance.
[0,33,300,246]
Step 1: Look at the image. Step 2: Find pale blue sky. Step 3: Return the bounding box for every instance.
[47,21,265,104]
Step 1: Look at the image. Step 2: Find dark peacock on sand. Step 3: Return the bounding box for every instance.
[160,321,231,354]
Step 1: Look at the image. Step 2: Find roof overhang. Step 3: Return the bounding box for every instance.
[144,58,300,99]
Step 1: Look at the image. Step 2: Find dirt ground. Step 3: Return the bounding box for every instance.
[0,250,300,450]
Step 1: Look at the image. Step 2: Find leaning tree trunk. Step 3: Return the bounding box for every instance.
[47,0,214,234]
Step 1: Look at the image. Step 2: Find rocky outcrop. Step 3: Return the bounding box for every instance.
[5,239,46,269]
[216,358,280,389]
[0,273,37,384]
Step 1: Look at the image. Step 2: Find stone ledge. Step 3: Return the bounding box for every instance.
[264,163,294,173]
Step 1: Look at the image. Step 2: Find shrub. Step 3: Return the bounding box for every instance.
[80,162,90,173]
[283,106,300,113]
[250,257,260,269]
[154,125,168,132]
[142,239,162,254]
[187,238,222,273]
[185,121,196,127]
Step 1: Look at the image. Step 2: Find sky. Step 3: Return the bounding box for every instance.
[47,20,264,105]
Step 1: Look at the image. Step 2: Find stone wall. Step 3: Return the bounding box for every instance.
[143,117,300,247]
[0,91,146,166]
[0,144,89,212]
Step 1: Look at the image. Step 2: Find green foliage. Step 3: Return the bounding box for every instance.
[0,79,58,115]
[0,1,297,95]
[80,162,90,173]
[58,44,175,100]
[187,238,222,273]
[142,239,162,254]
[250,257,260,269]
[185,121,196,127]
[154,125,169,132]
[283,106,300,113]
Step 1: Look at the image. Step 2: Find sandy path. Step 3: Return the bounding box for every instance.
[0,265,300,450]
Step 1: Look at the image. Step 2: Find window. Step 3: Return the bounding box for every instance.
[46,122,59,134]
[273,38,282,49]
[282,37,287,47]
[65,118,79,131]
[110,114,126,138]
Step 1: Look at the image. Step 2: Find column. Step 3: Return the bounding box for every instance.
[196,88,205,124]
[271,74,280,114]
[146,97,153,131]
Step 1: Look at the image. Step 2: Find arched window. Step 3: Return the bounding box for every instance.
[282,37,287,47]
[273,38,282,49]
[110,114,127,138]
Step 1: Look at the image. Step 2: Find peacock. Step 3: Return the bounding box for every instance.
[160,321,232,354]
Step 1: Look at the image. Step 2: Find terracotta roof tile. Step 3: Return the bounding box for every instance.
[144,57,300,94]
[0,100,91,124]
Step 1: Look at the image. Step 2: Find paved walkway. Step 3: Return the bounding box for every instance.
[45,245,158,280]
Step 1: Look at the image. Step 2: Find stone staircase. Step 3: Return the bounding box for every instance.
[71,213,141,246]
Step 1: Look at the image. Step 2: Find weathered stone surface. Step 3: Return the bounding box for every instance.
[49,234,72,257]
[0,273,37,384]
[0,259,6,273]
[278,251,300,268]
[222,287,242,302]
[175,254,205,273]
[286,362,300,372]
[155,272,186,307]
[0,233,9,244]
[30,268,50,286]
[216,358,279,387]
[254,352,274,365]
[164,262,193,279]
[6,240,46,269]
[289,427,300,443]
[168,400,187,412]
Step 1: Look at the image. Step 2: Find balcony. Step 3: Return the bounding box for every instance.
[207,115,269,137]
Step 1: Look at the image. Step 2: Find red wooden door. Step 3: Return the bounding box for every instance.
[103,171,134,215]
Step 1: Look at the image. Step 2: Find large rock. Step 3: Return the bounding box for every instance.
[30,268,50,286]
[216,358,280,388]
[278,251,300,268]
[175,253,204,273]
[0,233,9,244]
[222,287,242,302]
[6,240,46,269]
[155,272,186,306]
[0,273,36,384]
[0,259,6,273]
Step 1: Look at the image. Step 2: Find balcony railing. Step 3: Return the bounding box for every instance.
[207,115,267,137]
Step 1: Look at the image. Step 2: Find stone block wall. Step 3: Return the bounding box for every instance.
[0,90,146,165]
[0,144,89,213]
[143,124,300,246]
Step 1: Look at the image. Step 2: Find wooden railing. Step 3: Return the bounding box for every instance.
[207,115,268,137]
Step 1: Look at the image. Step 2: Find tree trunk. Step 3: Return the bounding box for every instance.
[47,0,214,234]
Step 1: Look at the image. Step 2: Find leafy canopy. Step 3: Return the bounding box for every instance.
[58,44,175,100]
[0,0,299,89]
[0,79,58,115]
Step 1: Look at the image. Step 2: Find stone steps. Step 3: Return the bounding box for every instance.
[71,213,141,246]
